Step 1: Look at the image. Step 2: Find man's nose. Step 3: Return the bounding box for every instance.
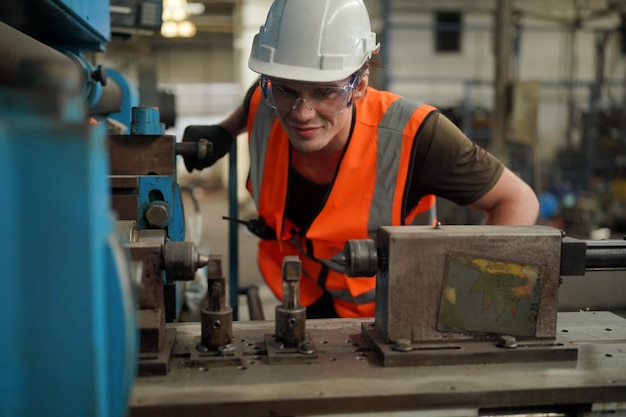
[291,97,315,112]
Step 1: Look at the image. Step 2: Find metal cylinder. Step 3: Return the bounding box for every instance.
[344,239,378,277]
[199,254,234,350]
[275,306,306,348]
[131,106,165,135]
[0,21,82,87]
[200,307,233,350]
[163,241,208,281]
[585,239,626,271]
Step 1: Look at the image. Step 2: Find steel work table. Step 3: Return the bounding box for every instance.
[129,311,626,417]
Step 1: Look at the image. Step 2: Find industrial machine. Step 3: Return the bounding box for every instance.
[0,0,209,414]
[109,106,213,376]
[129,225,626,417]
[3,1,626,417]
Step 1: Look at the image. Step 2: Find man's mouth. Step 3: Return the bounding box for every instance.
[290,125,319,137]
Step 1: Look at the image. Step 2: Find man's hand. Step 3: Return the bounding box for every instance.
[181,125,234,172]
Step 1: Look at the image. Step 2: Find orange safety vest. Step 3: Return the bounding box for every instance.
[246,86,437,317]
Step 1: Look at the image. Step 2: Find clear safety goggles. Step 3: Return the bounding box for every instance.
[259,75,358,115]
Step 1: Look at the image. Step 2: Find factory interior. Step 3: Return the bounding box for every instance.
[2,0,626,416]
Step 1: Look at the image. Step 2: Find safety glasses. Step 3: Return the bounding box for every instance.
[259,75,358,115]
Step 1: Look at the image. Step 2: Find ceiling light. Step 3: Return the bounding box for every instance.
[178,21,197,37]
[161,20,178,37]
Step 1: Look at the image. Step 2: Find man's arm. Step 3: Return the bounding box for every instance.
[468,166,539,225]
[218,104,247,138]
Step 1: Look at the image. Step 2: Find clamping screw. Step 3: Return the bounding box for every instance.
[393,339,413,352]
[497,335,518,348]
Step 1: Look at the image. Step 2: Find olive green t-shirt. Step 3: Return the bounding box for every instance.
[408,110,503,207]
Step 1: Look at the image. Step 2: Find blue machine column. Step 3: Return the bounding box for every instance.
[0,58,137,417]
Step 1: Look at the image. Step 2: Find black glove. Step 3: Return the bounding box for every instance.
[181,125,234,173]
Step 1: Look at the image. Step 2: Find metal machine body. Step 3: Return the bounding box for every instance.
[116,220,208,376]
[375,225,562,343]
[359,225,574,367]
[109,107,189,322]
[130,225,626,417]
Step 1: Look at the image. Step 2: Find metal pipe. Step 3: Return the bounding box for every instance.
[0,21,81,86]
[585,239,626,271]
[239,285,265,321]
[228,137,239,320]
[491,0,513,164]
[0,21,121,114]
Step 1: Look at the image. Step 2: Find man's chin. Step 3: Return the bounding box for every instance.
[289,137,325,153]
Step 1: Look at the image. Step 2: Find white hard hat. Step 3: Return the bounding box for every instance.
[248,0,379,82]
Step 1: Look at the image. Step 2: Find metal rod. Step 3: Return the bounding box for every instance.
[228,136,239,320]
[585,239,626,271]
[239,285,265,321]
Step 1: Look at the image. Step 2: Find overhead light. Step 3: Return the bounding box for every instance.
[171,7,188,21]
[161,0,198,38]
[178,21,197,37]
[161,20,179,38]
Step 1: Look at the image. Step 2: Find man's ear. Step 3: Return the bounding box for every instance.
[354,68,369,99]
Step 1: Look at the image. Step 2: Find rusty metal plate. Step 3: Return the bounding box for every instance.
[129,313,626,417]
[362,322,578,367]
[138,328,176,377]
[264,333,319,365]
[108,134,175,176]
[375,225,563,344]
[187,337,243,368]
[437,254,543,337]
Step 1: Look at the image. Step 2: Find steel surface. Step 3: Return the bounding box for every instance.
[130,312,626,417]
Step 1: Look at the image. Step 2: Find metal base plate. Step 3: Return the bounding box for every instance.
[138,328,176,376]
[188,337,243,368]
[264,333,318,364]
[361,321,579,367]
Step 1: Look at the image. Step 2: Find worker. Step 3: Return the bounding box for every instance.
[181,0,540,319]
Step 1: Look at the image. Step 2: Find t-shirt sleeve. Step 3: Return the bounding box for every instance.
[409,111,504,207]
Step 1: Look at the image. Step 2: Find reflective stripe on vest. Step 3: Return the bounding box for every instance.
[326,287,376,305]
[248,94,276,205]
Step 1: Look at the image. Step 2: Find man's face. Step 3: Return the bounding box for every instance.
[265,75,366,153]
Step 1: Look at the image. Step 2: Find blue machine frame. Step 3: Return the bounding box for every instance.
[0,1,140,416]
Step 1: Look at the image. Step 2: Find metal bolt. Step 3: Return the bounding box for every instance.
[497,335,518,348]
[287,317,297,327]
[145,202,170,228]
[218,343,236,356]
[393,339,413,352]
[298,340,314,355]
[212,320,222,329]
[195,342,209,353]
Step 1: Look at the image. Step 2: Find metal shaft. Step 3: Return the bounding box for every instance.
[200,254,233,350]
[275,256,306,347]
